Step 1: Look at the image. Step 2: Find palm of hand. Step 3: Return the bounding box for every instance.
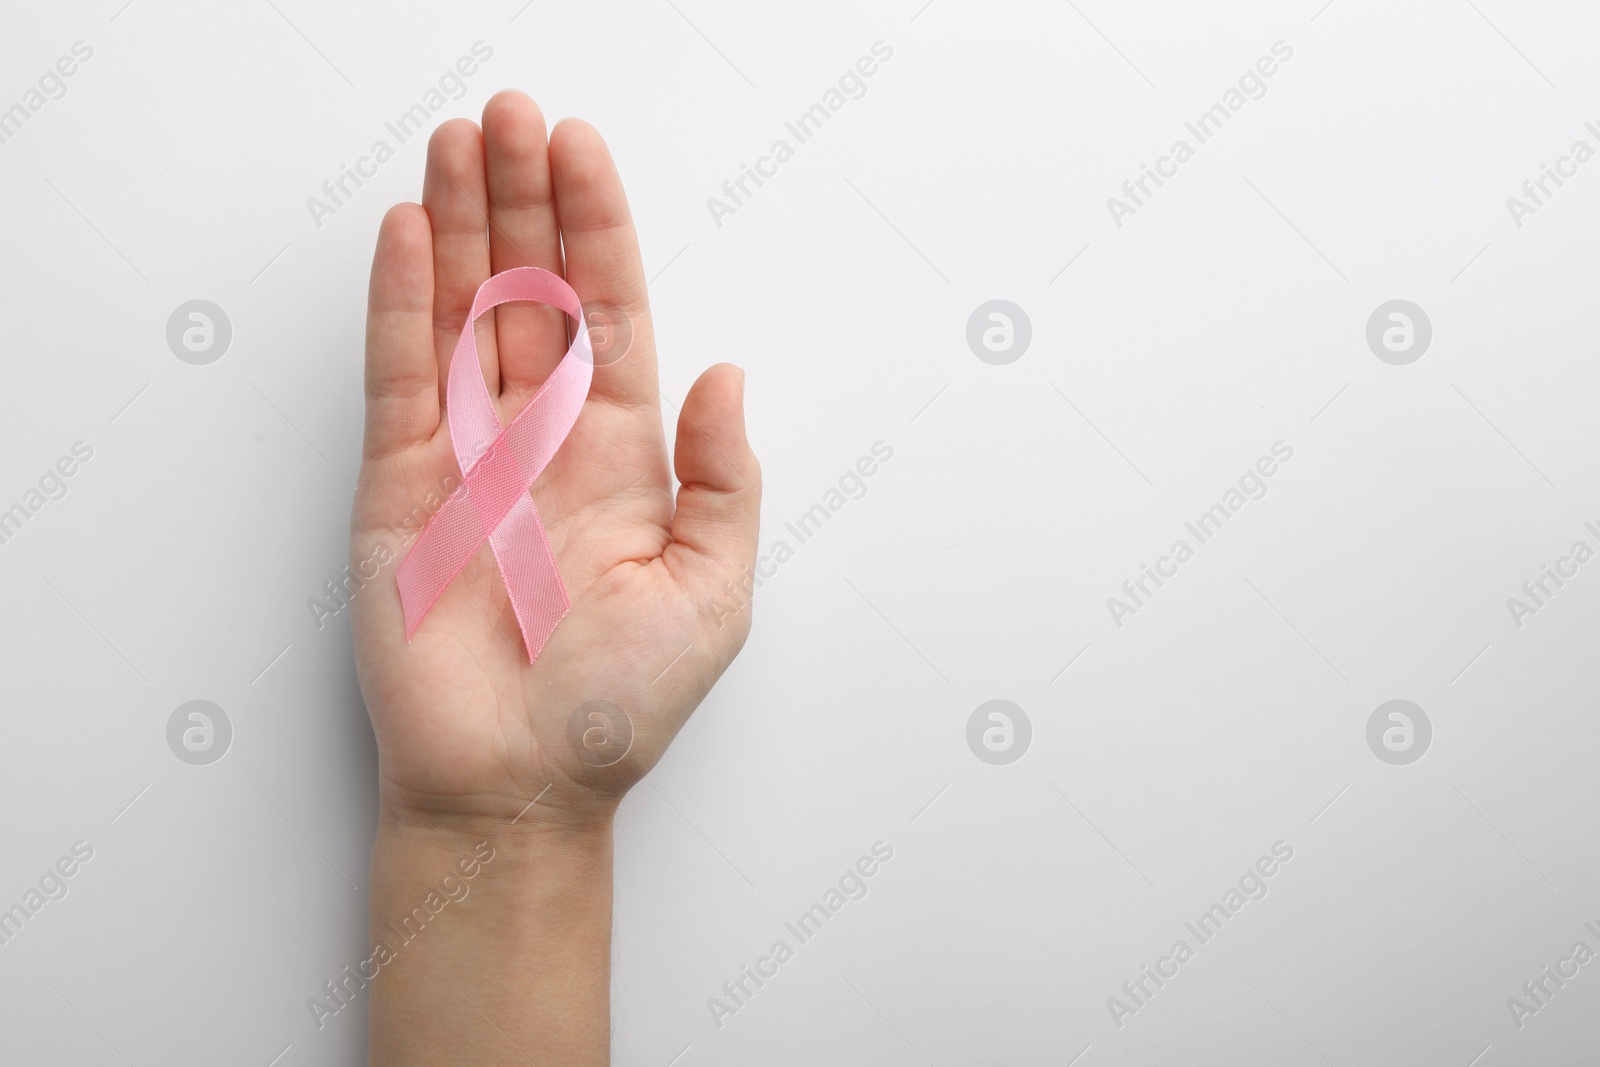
[349,93,758,826]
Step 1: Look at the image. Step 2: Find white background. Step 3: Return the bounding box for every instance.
[2,1,1598,1064]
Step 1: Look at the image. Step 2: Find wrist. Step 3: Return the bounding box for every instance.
[376,772,621,843]
[371,797,615,908]
[366,789,615,1066]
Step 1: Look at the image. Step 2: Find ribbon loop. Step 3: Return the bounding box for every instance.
[395,267,593,662]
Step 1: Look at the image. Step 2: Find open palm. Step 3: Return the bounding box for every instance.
[349,92,759,828]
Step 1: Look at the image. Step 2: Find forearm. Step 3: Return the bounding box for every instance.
[350,87,759,1066]
[365,805,615,1067]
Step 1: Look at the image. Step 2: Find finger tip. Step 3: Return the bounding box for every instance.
[483,89,547,138]
[705,362,745,389]
[427,116,484,161]
[371,203,432,285]
[380,200,428,233]
[550,117,612,169]
[550,115,597,139]
[686,364,749,426]
[485,86,533,109]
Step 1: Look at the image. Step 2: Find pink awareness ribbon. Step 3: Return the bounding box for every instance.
[395,267,593,662]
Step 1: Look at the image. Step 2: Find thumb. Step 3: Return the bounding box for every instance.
[670,363,761,577]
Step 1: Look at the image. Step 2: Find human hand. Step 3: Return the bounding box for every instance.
[350,90,760,835]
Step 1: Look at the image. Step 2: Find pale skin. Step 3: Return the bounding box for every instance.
[351,90,760,1065]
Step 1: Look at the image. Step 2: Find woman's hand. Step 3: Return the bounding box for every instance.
[351,89,760,835]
